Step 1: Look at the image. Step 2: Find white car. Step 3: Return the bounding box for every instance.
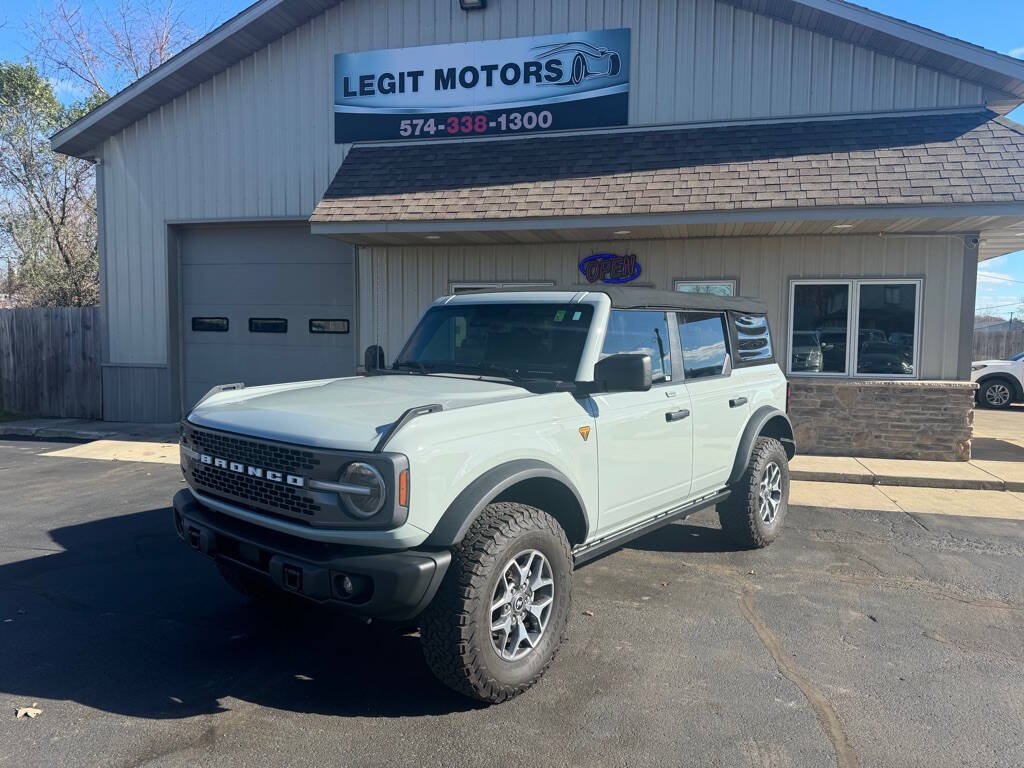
[173,287,794,702]
[971,352,1024,409]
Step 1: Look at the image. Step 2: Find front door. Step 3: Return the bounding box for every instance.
[593,310,693,535]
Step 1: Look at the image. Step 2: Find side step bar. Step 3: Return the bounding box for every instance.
[572,489,731,565]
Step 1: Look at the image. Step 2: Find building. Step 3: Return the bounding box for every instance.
[51,0,1024,460]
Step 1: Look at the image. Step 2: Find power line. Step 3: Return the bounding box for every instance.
[977,272,1024,286]
[976,300,1023,311]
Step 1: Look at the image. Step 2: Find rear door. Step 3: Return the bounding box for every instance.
[679,311,750,496]
[593,309,693,535]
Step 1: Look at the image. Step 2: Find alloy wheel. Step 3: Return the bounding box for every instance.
[758,461,783,525]
[985,383,1011,407]
[490,549,555,662]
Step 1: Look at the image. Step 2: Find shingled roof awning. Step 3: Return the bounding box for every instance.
[310,111,1024,259]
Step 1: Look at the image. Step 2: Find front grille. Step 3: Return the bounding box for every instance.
[190,463,320,518]
[184,426,324,520]
[189,429,320,473]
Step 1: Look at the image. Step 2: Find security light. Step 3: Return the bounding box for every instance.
[459,0,487,9]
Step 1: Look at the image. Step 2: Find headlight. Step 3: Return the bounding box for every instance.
[971,364,987,372]
[338,462,386,518]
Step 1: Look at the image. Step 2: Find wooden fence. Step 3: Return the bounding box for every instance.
[0,306,103,419]
[973,327,1024,362]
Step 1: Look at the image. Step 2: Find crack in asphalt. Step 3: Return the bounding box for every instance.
[738,587,860,768]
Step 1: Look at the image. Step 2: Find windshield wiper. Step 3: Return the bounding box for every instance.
[393,360,430,375]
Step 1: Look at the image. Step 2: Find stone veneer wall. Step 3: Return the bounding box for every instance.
[788,380,977,461]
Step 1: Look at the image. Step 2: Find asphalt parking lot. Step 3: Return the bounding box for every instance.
[2,438,1023,768]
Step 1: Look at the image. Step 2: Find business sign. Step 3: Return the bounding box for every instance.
[580,253,641,284]
[333,28,630,143]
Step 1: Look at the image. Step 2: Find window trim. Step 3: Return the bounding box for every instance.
[677,310,733,383]
[673,278,738,296]
[787,278,923,380]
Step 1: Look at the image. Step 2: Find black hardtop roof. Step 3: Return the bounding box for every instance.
[458,285,769,315]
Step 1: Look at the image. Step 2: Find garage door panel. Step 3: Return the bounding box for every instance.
[181,227,351,266]
[183,264,354,306]
[182,226,356,411]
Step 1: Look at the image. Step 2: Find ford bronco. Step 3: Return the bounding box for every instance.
[173,287,794,702]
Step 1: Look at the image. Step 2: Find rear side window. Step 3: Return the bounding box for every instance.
[678,312,729,379]
[601,310,671,383]
[731,313,774,366]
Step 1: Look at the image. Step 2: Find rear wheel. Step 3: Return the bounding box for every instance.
[420,502,573,703]
[718,437,789,548]
[978,379,1014,409]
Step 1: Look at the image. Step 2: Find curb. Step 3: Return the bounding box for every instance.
[0,425,180,443]
[790,469,1012,492]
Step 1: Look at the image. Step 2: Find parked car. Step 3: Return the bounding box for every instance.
[972,355,1024,409]
[791,331,824,372]
[172,287,794,702]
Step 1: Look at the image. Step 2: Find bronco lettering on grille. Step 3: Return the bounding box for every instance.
[198,452,305,488]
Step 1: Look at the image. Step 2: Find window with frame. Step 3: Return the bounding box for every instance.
[601,310,671,383]
[678,312,729,379]
[674,280,736,296]
[789,280,920,378]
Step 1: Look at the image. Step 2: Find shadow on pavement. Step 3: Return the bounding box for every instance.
[626,519,737,555]
[0,508,479,720]
[970,437,1024,462]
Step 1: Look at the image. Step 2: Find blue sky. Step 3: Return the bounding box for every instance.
[2,0,1023,316]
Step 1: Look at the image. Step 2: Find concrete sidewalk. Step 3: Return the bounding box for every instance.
[790,454,1024,492]
[0,417,179,443]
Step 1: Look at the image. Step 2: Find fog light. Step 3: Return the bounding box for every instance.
[333,572,373,602]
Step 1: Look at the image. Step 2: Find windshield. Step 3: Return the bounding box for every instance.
[394,303,594,382]
[1011,351,1024,362]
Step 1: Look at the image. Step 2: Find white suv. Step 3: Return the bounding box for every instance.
[972,352,1024,409]
[173,287,794,702]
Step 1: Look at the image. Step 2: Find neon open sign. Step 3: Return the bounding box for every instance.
[579,253,641,284]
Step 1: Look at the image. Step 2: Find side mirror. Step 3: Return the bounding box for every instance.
[591,353,652,393]
[364,345,386,372]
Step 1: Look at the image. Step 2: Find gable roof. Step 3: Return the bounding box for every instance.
[310,111,1024,226]
[51,0,1024,159]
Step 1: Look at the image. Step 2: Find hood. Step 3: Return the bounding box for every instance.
[187,374,533,451]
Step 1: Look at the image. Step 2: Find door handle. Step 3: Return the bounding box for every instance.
[729,397,748,408]
[665,409,690,422]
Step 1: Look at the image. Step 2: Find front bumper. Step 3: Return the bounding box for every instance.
[173,489,450,621]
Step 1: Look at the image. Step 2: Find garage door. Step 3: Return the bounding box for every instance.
[181,225,355,410]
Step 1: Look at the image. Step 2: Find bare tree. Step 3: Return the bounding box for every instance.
[29,0,198,98]
[0,62,100,306]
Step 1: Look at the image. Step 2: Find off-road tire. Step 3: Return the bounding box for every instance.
[977,378,1014,410]
[420,502,573,703]
[718,437,789,549]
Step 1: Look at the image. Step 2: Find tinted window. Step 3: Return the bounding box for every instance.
[309,319,349,334]
[395,303,593,382]
[249,318,287,333]
[679,312,729,379]
[733,313,773,364]
[857,283,917,376]
[792,284,849,373]
[191,317,228,332]
[601,310,671,383]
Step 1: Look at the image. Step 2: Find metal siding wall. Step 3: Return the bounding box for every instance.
[99,0,990,366]
[360,235,965,380]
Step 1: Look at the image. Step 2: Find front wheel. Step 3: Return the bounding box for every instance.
[420,502,573,703]
[978,379,1014,409]
[718,437,790,548]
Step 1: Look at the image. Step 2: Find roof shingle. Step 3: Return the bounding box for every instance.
[310,112,1024,225]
